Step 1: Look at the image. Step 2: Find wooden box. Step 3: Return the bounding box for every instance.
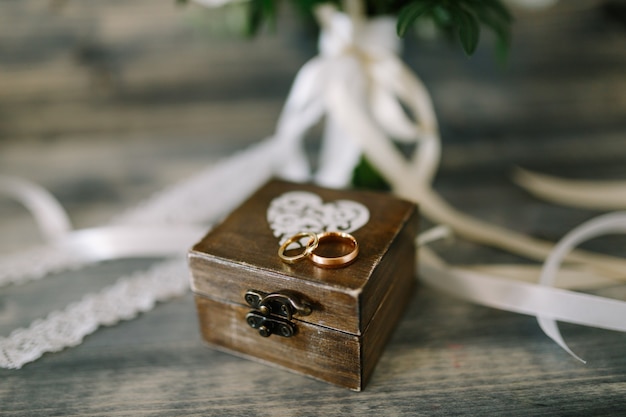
[188,179,418,390]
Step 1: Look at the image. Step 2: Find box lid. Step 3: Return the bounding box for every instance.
[188,179,418,336]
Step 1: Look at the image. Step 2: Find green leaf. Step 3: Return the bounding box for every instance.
[481,16,510,62]
[351,156,391,191]
[452,6,480,55]
[246,0,277,37]
[467,0,512,62]
[397,0,434,37]
[188,0,513,64]
[432,4,452,27]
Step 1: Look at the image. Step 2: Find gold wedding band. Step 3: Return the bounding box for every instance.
[278,232,319,264]
[309,231,359,268]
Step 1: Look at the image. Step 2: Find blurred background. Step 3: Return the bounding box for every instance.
[1,1,626,413]
[2,0,625,255]
[0,0,625,249]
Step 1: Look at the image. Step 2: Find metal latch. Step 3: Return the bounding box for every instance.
[244,290,312,338]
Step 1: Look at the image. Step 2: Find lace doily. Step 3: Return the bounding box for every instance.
[267,191,370,244]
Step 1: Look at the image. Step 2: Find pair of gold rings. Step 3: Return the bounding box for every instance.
[278,231,359,268]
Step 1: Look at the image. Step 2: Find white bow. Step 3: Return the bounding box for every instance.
[267,4,626,362]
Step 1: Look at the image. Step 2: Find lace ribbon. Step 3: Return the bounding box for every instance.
[0,259,189,369]
[0,140,279,369]
[2,1,625,369]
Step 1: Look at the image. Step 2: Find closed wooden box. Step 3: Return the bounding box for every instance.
[188,179,418,390]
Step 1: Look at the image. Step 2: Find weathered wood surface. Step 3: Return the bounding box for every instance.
[1,0,626,415]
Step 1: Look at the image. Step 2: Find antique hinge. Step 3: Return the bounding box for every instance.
[244,289,312,338]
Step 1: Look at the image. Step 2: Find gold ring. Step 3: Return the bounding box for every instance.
[309,231,359,268]
[278,232,319,264]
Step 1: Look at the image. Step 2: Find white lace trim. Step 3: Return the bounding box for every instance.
[0,140,279,369]
[0,259,189,369]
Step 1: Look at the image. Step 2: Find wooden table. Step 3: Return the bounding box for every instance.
[1,1,625,415]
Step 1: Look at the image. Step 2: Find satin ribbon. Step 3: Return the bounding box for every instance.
[537,212,626,362]
[271,3,626,281]
[0,176,202,259]
[270,2,626,361]
[0,139,280,368]
[0,176,72,241]
[515,168,626,211]
[2,173,624,366]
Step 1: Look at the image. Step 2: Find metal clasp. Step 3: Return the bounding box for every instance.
[244,290,312,338]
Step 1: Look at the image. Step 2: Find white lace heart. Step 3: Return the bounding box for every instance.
[267,191,370,245]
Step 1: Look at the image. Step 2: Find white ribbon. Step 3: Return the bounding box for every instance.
[0,140,279,368]
[537,212,626,362]
[2,1,625,368]
[515,168,626,211]
[273,4,626,283]
[420,251,626,337]
[0,175,72,242]
[270,2,626,362]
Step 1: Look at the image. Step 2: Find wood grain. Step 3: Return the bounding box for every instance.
[189,180,417,335]
[194,295,364,390]
[1,0,626,415]
[189,180,417,390]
